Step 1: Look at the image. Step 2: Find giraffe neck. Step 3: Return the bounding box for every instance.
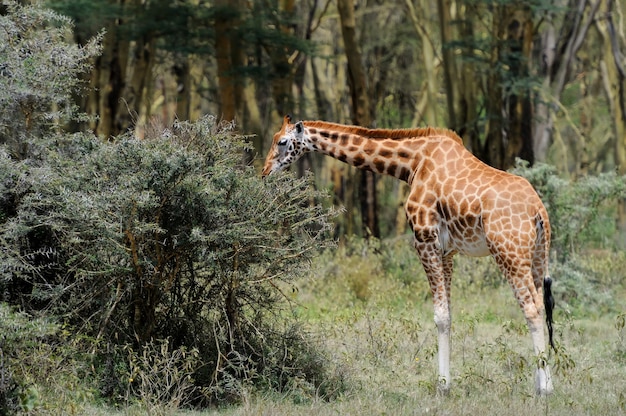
[301,121,461,182]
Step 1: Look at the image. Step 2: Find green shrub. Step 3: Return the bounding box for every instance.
[553,251,626,317]
[0,117,339,405]
[0,0,101,160]
[0,303,95,414]
[512,160,626,259]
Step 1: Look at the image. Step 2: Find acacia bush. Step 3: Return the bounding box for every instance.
[0,0,101,160]
[1,117,339,404]
[1,2,342,408]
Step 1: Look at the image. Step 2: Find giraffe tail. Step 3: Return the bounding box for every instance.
[536,210,555,351]
[544,276,555,350]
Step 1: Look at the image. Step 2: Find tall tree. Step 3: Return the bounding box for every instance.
[596,0,626,244]
[533,0,601,162]
[337,0,380,238]
[434,0,601,169]
[215,0,244,122]
[405,0,439,127]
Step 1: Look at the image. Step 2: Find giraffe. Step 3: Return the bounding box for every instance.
[262,115,555,395]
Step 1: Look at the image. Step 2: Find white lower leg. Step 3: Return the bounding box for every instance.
[434,305,451,393]
[535,364,553,395]
[437,329,451,391]
[530,321,553,395]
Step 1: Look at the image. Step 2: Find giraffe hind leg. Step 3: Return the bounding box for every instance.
[493,250,554,395]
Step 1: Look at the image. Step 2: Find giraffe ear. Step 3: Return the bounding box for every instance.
[295,121,303,134]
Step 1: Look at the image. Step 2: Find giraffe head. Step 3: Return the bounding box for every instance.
[261,115,307,177]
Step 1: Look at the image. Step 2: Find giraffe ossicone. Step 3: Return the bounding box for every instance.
[262,116,555,396]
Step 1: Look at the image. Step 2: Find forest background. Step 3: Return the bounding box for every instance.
[36,0,626,242]
[2,0,626,414]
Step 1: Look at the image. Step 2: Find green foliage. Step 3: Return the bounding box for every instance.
[0,116,339,404]
[512,160,626,258]
[1,2,339,406]
[0,0,101,159]
[0,303,95,414]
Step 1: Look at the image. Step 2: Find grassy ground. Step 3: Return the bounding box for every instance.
[88,239,626,415]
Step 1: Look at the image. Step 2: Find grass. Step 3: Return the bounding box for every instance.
[56,238,626,415]
[205,238,626,416]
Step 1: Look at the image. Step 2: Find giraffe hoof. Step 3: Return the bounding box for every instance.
[535,367,554,396]
[437,380,451,397]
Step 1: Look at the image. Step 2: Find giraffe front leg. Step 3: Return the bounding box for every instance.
[414,232,452,394]
[434,298,451,394]
[435,255,454,394]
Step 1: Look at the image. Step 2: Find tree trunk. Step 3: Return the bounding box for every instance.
[533,0,601,162]
[436,0,458,129]
[454,3,480,153]
[406,0,439,126]
[175,56,191,122]
[484,5,506,169]
[116,36,155,135]
[337,0,370,127]
[269,0,298,119]
[337,0,380,238]
[596,0,626,245]
[215,0,241,122]
[503,7,534,167]
[93,23,126,138]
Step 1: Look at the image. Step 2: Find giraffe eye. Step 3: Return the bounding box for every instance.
[278,138,288,147]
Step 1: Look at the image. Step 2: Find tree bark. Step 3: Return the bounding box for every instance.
[436,0,458,129]
[93,22,126,138]
[533,0,601,162]
[503,7,534,167]
[116,36,155,135]
[337,0,380,238]
[215,0,242,122]
[484,5,506,169]
[596,0,626,245]
[405,0,439,126]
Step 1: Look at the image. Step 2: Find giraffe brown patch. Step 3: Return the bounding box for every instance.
[337,151,348,163]
[387,163,397,177]
[351,136,363,146]
[373,158,386,173]
[417,210,425,226]
[398,166,411,182]
[378,149,392,158]
[309,128,317,135]
[465,216,475,228]
[353,154,365,167]
[363,143,378,156]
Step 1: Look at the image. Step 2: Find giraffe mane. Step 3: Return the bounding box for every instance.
[302,121,463,144]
